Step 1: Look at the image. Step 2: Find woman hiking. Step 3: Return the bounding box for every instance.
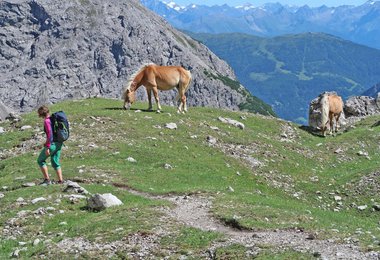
[37,105,64,185]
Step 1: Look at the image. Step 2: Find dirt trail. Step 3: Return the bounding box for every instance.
[125,188,379,259]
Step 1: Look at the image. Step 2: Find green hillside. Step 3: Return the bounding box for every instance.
[188,32,380,124]
[1,98,380,258]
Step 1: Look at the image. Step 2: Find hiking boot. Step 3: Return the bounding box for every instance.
[39,179,51,186]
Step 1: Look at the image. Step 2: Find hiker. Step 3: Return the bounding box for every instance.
[37,105,64,185]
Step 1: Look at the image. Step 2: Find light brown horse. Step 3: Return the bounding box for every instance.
[122,64,192,113]
[320,93,343,136]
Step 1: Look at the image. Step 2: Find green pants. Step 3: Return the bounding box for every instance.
[37,142,63,169]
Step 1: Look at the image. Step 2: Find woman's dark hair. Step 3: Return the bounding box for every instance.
[38,105,49,118]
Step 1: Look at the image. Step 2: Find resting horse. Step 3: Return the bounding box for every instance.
[122,64,192,113]
[320,93,343,136]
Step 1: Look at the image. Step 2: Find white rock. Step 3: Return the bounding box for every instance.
[358,205,368,211]
[334,196,342,201]
[164,163,173,170]
[218,117,245,130]
[357,151,368,157]
[0,192,4,199]
[127,157,137,163]
[16,197,24,202]
[228,186,235,192]
[165,122,177,130]
[0,127,4,134]
[87,193,123,211]
[11,249,20,258]
[31,197,47,204]
[20,125,32,131]
[206,136,217,145]
[17,210,30,218]
[59,222,67,226]
[22,182,36,187]
[33,238,40,246]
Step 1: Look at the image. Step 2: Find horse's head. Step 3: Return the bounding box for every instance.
[123,89,136,110]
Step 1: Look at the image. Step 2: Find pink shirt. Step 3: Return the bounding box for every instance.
[44,117,53,148]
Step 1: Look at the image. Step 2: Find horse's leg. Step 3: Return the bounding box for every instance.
[146,88,153,111]
[152,86,161,112]
[335,113,341,133]
[181,95,187,113]
[176,86,186,113]
[329,112,334,134]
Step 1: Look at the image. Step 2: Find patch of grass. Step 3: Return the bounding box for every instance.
[161,227,223,252]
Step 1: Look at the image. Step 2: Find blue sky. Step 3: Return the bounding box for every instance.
[172,0,370,7]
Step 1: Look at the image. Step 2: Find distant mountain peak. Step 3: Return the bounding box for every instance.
[163,1,184,11]
[235,3,255,11]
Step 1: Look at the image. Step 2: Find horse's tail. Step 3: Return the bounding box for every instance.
[176,69,192,101]
[183,70,192,93]
[320,94,330,128]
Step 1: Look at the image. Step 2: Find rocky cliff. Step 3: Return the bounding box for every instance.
[0,0,271,118]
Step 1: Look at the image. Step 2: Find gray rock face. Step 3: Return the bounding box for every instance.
[0,0,251,113]
[344,96,380,117]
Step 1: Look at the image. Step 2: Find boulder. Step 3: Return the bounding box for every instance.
[87,193,123,211]
[344,96,380,117]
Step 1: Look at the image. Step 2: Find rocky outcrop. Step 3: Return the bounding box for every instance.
[0,100,12,121]
[344,95,380,117]
[0,0,263,114]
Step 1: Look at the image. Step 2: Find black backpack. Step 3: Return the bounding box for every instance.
[51,111,70,142]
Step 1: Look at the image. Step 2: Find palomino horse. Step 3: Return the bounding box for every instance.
[320,93,343,136]
[122,64,192,113]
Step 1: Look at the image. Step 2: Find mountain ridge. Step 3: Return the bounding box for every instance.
[187,31,380,123]
[142,0,380,50]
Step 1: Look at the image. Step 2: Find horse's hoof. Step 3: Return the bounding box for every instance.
[156,110,161,114]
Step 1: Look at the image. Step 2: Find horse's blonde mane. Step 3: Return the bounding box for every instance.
[122,63,155,99]
[320,93,330,127]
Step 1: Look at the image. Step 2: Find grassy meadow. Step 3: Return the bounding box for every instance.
[0,98,379,258]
